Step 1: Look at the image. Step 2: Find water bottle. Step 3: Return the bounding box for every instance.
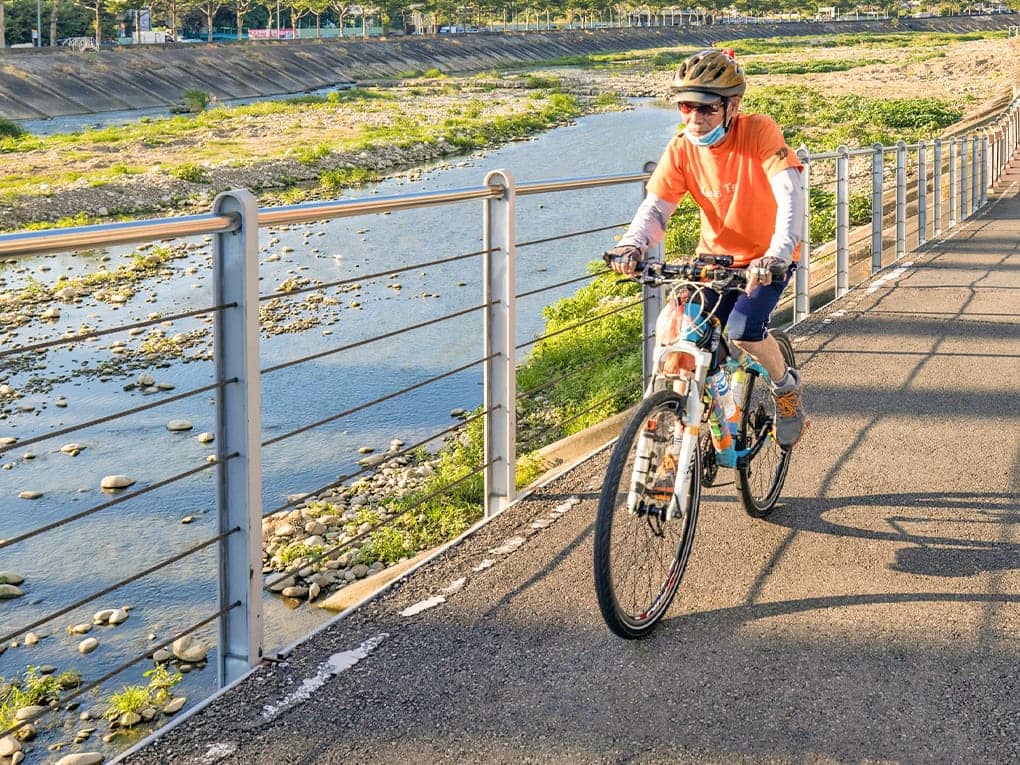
[729,368,746,407]
[707,369,734,452]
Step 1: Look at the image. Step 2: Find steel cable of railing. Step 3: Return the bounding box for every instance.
[0,454,235,550]
[514,221,630,250]
[0,379,232,457]
[257,248,488,303]
[0,303,233,360]
[261,301,494,376]
[0,529,237,645]
[261,410,489,519]
[514,270,603,301]
[263,461,492,592]
[515,295,647,352]
[515,335,647,404]
[520,382,642,450]
[0,605,238,740]
[262,354,495,448]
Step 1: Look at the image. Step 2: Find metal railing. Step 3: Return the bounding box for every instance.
[0,97,1017,755]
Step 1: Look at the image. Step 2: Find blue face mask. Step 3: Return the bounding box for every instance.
[685,122,727,147]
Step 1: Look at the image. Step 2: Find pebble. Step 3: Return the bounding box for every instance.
[70,623,92,634]
[0,736,22,756]
[78,637,99,654]
[56,753,105,765]
[0,571,25,585]
[0,584,24,599]
[17,490,42,500]
[100,475,135,490]
[60,443,86,455]
[196,432,215,443]
[172,634,209,663]
[163,696,187,714]
[166,419,193,431]
[14,705,47,721]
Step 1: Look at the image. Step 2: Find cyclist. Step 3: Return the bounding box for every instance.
[607,48,807,448]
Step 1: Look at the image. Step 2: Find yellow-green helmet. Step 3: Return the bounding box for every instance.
[669,49,746,103]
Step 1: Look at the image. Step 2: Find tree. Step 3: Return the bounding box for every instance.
[235,0,254,37]
[329,0,351,35]
[193,0,224,39]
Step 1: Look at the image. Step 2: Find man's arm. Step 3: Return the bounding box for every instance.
[746,166,803,293]
[607,193,679,274]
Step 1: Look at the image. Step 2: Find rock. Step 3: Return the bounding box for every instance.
[0,437,17,446]
[78,638,99,654]
[56,753,105,765]
[137,373,155,387]
[14,705,47,721]
[152,648,172,663]
[70,623,92,634]
[17,490,42,500]
[0,584,24,599]
[107,608,129,625]
[265,574,294,593]
[14,723,35,741]
[0,735,22,756]
[60,443,85,455]
[181,515,196,524]
[281,585,309,599]
[12,751,25,765]
[450,408,466,418]
[0,571,25,585]
[100,475,135,491]
[24,632,40,645]
[163,696,186,714]
[357,446,374,454]
[351,564,369,579]
[196,432,214,443]
[166,419,193,431]
[93,609,115,624]
[172,634,208,663]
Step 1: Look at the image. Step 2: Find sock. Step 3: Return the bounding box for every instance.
[773,370,794,390]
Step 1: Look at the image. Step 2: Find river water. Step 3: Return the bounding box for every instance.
[0,100,681,734]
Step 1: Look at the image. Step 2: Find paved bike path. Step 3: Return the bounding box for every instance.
[122,164,1020,764]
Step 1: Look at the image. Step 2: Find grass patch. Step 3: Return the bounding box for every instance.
[0,666,82,730]
[167,163,209,183]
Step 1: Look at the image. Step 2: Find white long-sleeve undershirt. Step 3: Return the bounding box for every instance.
[618,167,803,266]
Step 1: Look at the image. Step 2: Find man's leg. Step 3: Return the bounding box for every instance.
[726,277,807,449]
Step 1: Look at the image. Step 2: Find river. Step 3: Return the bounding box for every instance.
[0,99,681,747]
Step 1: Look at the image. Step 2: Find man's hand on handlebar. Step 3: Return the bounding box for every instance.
[745,257,789,295]
[604,245,643,276]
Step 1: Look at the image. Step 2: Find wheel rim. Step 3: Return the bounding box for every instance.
[606,403,697,628]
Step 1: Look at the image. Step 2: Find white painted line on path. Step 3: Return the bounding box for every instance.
[261,633,388,720]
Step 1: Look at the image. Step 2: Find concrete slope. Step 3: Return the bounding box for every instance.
[121,161,1019,764]
[2,16,1018,120]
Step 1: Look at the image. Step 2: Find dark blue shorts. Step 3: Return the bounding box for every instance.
[698,265,793,342]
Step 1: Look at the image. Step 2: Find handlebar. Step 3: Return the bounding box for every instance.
[602,252,788,287]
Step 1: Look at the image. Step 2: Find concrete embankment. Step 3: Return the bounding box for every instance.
[0,15,1017,121]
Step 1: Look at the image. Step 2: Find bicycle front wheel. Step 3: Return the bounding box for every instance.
[736,330,795,517]
[594,390,701,639]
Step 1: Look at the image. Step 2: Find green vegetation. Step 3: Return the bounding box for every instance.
[167,164,209,183]
[0,666,82,730]
[719,30,1001,56]
[808,189,873,245]
[743,58,883,75]
[744,86,963,149]
[320,167,379,192]
[105,665,184,725]
[0,117,25,139]
[182,90,211,113]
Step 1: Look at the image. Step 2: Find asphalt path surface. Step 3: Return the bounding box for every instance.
[122,162,1020,765]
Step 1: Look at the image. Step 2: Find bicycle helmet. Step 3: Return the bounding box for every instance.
[669,49,746,104]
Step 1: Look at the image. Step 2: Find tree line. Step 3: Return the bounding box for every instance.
[0,0,1015,47]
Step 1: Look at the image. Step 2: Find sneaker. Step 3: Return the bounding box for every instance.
[649,451,678,501]
[772,368,807,449]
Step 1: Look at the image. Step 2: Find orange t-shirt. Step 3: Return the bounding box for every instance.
[646,113,803,267]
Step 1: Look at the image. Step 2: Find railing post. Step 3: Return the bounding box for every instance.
[933,138,942,236]
[871,142,883,273]
[641,160,662,390]
[971,134,979,214]
[835,145,849,297]
[212,189,263,687]
[795,145,810,323]
[980,130,988,206]
[949,137,958,228]
[959,136,968,221]
[917,141,927,248]
[895,140,906,259]
[482,169,517,518]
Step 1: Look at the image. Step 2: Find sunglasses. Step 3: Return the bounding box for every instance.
[678,102,724,116]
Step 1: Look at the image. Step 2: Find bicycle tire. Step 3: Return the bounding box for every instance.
[735,329,796,518]
[594,389,701,639]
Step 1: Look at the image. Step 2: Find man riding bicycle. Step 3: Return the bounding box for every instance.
[608,48,807,448]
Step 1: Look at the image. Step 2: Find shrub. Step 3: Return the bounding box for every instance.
[168,163,209,183]
[0,117,25,139]
[182,89,210,113]
[320,167,378,192]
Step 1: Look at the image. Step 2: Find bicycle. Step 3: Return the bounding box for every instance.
[593,254,797,639]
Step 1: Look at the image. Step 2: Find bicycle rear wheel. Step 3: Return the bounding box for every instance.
[594,389,701,639]
[736,329,795,518]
